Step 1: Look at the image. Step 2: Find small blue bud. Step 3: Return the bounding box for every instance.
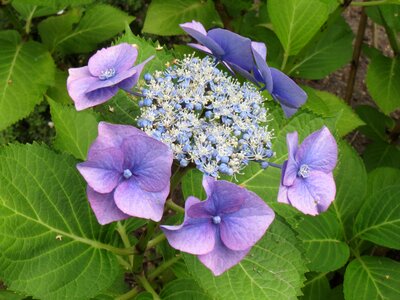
[144,73,152,82]
[207,135,216,144]
[186,103,194,110]
[143,98,152,106]
[180,159,189,167]
[261,162,269,169]
[243,133,250,140]
[265,149,274,158]
[175,103,182,110]
[205,111,213,119]
[234,130,241,136]
[138,100,144,107]
[220,156,229,163]
[194,103,202,111]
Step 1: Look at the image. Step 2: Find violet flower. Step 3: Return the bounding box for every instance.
[180,21,254,72]
[234,42,307,118]
[162,176,275,276]
[278,127,338,215]
[77,122,173,223]
[67,43,153,111]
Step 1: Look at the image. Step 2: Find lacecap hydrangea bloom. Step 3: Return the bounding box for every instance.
[278,127,338,215]
[77,122,173,223]
[180,20,307,118]
[138,55,274,178]
[67,43,153,110]
[162,176,275,275]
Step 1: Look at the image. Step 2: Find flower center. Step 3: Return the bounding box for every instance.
[123,169,133,179]
[98,68,116,80]
[212,215,221,224]
[297,164,310,178]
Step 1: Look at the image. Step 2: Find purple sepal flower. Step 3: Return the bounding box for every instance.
[161,176,275,276]
[67,43,153,111]
[77,122,173,223]
[278,127,338,215]
[180,21,254,72]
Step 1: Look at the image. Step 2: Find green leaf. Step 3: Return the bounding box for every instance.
[296,213,350,272]
[184,218,307,299]
[367,167,400,196]
[268,0,330,56]
[38,4,134,54]
[0,30,55,130]
[363,141,400,171]
[300,273,331,300]
[354,185,400,249]
[160,278,211,300]
[142,0,222,36]
[344,256,400,300]
[116,25,175,75]
[366,5,400,32]
[303,88,364,136]
[47,69,73,105]
[330,142,367,239]
[0,144,122,300]
[355,105,394,141]
[49,99,98,160]
[181,169,206,200]
[289,16,353,79]
[0,290,25,300]
[134,292,153,300]
[366,54,400,114]
[12,0,59,19]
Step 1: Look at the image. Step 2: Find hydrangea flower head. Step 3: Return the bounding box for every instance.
[77,122,173,223]
[278,126,338,215]
[180,21,254,72]
[67,43,153,110]
[162,176,275,275]
[138,55,274,177]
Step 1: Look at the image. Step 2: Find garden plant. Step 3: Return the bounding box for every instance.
[0,0,399,299]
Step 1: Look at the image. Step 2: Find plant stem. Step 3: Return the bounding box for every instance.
[166,199,185,214]
[132,221,157,273]
[116,221,134,266]
[24,6,37,35]
[351,0,390,6]
[280,52,289,71]
[169,166,192,195]
[344,6,368,104]
[148,255,182,281]
[268,162,283,169]
[146,233,166,250]
[115,287,140,300]
[136,275,161,300]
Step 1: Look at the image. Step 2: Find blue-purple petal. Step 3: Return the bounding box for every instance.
[251,42,273,91]
[282,132,299,186]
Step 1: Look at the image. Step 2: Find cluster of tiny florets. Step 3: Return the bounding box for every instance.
[137,55,274,177]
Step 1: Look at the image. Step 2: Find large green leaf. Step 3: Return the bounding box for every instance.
[38,4,134,54]
[289,16,353,79]
[0,30,55,130]
[353,185,400,249]
[366,5,400,32]
[160,278,211,300]
[184,218,307,300]
[181,168,206,200]
[47,69,72,105]
[355,105,394,141]
[116,25,175,75]
[0,290,25,300]
[268,0,330,56]
[303,88,364,136]
[344,256,400,300]
[49,98,98,160]
[330,142,367,240]
[0,144,122,300]
[366,167,400,196]
[300,273,331,300]
[363,140,400,171]
[142,0,222,36]
[296,213,349,272]
[366,54,400,114]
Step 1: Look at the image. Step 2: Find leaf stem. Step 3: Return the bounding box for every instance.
[24,6,37,35]
[166,199,185,214]
[115,286,140,300]
[136,275,161,300]
[268,162,283,169]
[116,221,134,266]
[132,221,157,273]
[148,255,182,281]
[351,0,391,6]
[146,233,166,250]
[280,52,289,71]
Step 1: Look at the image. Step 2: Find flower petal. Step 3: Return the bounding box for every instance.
[198,236,250,276]
[122,136,173,192]
[251,42,273,92]
[208,28,253,71]
[86,187,129,225]
[282,132,299,186]
[89,122,146,154]
[296,126,338,173]
[88,43,138,76]
[187,43,213,55]
[279,102,299,118]
[277,182,289,204]
[114,179,169,221]
[77,148,124,193]
[220,190,275,251]
[270,67,307,111]
[287,171,336,215]
[85,67,138,93]
[180,21,225,57]
[118,56,154,91]
[161,196,216,255]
